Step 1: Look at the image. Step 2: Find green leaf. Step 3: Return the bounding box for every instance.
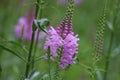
[111,45,120,57]
[38,18,50,28]
[33,18,50,34]
[38,23,48,34]
[0,40,28,62]
[29,70,40,80]
[37,73,48,80]
[0,45,26,62]
[78,62,91,70]
[107,21,114,31]
[95,67,103,80]
[0,40,28,53]
[30,55,44,64]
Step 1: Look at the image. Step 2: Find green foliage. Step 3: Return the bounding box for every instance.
[0,40,28,62]
[33,18,50,33]
[0,0,120,80]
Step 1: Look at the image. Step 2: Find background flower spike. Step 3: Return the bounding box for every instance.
[94,0,108,60]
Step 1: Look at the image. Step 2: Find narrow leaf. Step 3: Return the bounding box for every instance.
[29,70,40,80]
[38,73,48,80]
[0,45,26,62]
[30,56,44,63]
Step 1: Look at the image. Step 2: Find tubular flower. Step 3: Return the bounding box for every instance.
[59,34,79,68]
[44,0,79,69]
[44,27,63,57]
[44,27,79,69]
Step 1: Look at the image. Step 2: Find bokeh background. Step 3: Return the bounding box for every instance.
[0,0,120,80]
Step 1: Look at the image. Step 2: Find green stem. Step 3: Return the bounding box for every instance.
[25,31,35,78]
[55,65,60,80]
[103,32,114,80]
[47,46,51,80]
[48,56,51,80]
[32,0,43,69]
[24,0,41,78]
[32,30,40,69]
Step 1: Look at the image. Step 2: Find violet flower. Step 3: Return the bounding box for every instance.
[59,34,79,68]
[44,27,63,57]
[14,9,34,40]
[14,8,46,41]
[44,18,79,69]
[44,25,79,69]
[44,0,79,69]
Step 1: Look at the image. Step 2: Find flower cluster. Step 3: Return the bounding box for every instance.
[59,34,79,68]
[44,0,79,69]
[44,24,79,69]
[44,26,79,69]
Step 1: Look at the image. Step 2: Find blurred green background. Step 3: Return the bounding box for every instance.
[0,0,120,80]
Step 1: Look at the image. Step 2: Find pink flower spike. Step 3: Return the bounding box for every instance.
[59,33,79,68]
[44,27,63,57]
[44,25,79,69]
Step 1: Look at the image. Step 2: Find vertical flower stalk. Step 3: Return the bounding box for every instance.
[32,0,44,69]
[43,0,79,79]
[92,0,108,79]
[44,0,79,69]
[94,0,108,61]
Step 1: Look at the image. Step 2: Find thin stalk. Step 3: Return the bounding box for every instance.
[48,46,51,80]
[54,65,60,80]
[24,0,40,78]
[25,31,35,78]
[32,30,40,69]
[103,32,114,80]
[48,55,51,80]
[32,0,43,69]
